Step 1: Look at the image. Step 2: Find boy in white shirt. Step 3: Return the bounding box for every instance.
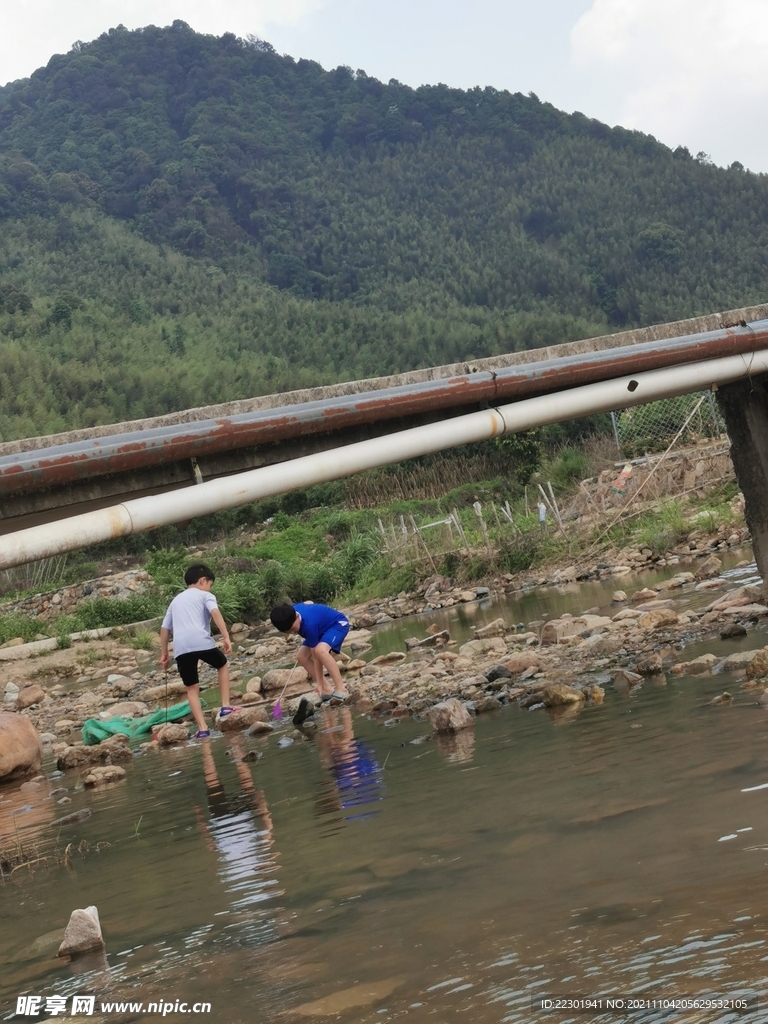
[160,563,238,739]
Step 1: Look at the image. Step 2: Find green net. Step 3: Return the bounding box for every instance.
[81,699,200,745]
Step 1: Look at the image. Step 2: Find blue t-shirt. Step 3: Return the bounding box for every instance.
[294,603,348,647]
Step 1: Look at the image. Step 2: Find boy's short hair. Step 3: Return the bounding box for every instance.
[184,563,215,586]
[270,604,297,632]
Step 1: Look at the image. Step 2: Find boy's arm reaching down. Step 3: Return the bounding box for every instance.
[211,608,232,656]
[159,625,171,669]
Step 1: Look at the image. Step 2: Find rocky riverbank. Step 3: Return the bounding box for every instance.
[0,569,153,622]
[3,536,768,787]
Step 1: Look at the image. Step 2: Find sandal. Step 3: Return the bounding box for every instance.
[218,706,242,718]
[193,729,211,739]
[330,691,349,701]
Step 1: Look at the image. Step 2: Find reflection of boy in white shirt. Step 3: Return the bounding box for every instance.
[199,739,282,929]
[159,563,237,738]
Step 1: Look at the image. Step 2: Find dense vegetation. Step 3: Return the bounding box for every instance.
[0,21,767,441]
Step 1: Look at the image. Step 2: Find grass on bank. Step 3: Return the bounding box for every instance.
[0,450,743,641]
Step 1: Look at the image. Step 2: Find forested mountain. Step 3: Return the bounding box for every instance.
[0,21,766,441]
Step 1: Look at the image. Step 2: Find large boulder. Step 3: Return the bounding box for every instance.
[428,698,474,734]
[219,706,271,732]
[16,684,45,709]
[0,713,43,782]
[260,666,310,697]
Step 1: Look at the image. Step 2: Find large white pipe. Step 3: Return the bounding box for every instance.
[0,349,762,569]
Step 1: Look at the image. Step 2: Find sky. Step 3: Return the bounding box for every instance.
[2,0,767,172]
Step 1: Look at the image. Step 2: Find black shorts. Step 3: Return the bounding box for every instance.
[176,647,227,687]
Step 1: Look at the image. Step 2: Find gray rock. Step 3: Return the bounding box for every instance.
[246,721,274,736]
[486,665,513,683]
[459,638,506,658]
[695,554,723,580]
[475,618,507,639]
[475,696,502,713]
[154,724,189,746]
[58,906,105,958]
[56,735,133,770]
[636,653,663,675]
[720,622,748,639]
[612,669,643,688]
[722,650,762,671]
[537,683,586,707]
[83,766,127,787]
[428,698,474,733]
[219,706,270,732]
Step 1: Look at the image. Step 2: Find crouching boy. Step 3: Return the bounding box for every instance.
[270,602,350,701]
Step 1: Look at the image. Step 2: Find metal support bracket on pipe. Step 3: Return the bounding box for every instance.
[0,349,764,570]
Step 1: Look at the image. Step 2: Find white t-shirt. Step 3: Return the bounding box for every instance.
[161,588,218,658]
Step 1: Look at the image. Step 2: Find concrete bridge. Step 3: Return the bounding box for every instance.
[2,302,768,581]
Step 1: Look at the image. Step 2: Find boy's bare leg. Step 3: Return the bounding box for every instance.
[217,663,232,707]
[297,645,332,697]
[313,643,348,696]
[186,684,209,733]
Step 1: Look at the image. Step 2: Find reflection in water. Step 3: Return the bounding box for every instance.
[435,728,475,762]
[314,708,385,830]
[200,737,282,945]
[545,702,583,726]
[0,775,57,854]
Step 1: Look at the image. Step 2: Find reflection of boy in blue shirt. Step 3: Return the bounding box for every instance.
[317,707,385,823]
[270,602,350,702]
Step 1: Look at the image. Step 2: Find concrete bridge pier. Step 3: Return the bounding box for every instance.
[717,376,768,587]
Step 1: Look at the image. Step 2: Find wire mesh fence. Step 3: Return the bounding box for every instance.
[611,391,727,460]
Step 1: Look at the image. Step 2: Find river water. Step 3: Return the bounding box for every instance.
[4,557,768,1023]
